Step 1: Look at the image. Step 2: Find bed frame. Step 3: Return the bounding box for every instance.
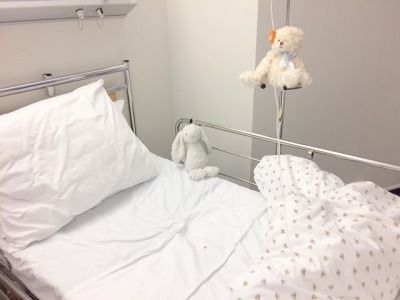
[176,118,400,187]
[0,61,136,300]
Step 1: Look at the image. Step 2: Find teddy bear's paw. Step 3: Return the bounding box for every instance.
[280,69,301,89]
[204,166,219,178]
[239,71,260,86]
[189,169,207,181]
[300,72,312,87]
[281,69,312,89]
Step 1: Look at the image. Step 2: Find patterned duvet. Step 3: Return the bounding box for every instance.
[230,155,400,300]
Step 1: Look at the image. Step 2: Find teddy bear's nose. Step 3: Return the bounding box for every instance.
[280,41,284,46]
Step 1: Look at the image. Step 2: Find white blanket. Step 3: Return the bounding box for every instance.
[231,155,400,300]
[4,155,267,300]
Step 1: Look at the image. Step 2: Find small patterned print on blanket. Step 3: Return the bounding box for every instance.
[230,155,400,300]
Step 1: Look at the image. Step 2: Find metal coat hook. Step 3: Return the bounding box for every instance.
[76,9,85,30]
[96,8,104,29]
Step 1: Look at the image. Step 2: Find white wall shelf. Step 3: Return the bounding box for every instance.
[0,0,137,23]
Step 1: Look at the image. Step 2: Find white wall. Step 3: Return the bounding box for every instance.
[166,0,259,182]
[2,1,398,188]
[122,0,174,158]
[0,0,174,158]
[252,0,400,189]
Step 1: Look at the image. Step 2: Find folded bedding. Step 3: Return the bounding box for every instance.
[231,155,400,300]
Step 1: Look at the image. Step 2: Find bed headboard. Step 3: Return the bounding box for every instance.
[0,60,136,133]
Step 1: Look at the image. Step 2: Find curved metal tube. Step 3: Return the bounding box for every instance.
[175,118,400,173]
[0,64,128,97]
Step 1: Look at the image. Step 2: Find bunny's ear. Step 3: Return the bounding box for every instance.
[171,132,186,164]
[199,127,212,154]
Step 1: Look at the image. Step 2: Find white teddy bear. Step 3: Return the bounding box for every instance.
[240,26,312,89]
[171,124,219,181]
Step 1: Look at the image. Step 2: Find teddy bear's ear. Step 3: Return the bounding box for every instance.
[290,27,304,46]
[295,27,304,41]
[171,132,186,164]
[199,127,212,154]
[268,30,276,45]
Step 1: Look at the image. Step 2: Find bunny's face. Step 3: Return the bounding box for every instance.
[182,124,202,144]
[171,123,212,164]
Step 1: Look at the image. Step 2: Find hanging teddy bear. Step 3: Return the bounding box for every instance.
[171,123,219,181]
[240,26,312,89]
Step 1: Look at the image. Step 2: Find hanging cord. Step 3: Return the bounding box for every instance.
[270,0,275,30]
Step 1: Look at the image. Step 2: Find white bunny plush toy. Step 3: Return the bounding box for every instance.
[171,124,219,181]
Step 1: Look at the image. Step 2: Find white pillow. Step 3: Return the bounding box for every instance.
[113,99,125,113]
[0,80,159,252]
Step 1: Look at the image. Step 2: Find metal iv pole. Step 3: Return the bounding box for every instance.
[275,0,291,155]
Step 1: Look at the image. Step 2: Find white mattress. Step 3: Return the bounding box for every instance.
[4,155,269,300]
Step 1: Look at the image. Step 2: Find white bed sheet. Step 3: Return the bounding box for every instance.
[3,155,268,300]
[3,155,400,300]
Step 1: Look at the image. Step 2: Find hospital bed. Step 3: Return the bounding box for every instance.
[0,62,399,300]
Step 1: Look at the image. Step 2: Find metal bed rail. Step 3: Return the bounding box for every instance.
[0,60,136,133]
[0,265,38,300]
[0,250,37,300]
[175,118,400,187]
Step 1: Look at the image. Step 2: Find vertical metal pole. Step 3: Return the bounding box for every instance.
[122,60,137,134]
[275,0,290,155]
[285,0,291,26]
[275,90,286,155]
